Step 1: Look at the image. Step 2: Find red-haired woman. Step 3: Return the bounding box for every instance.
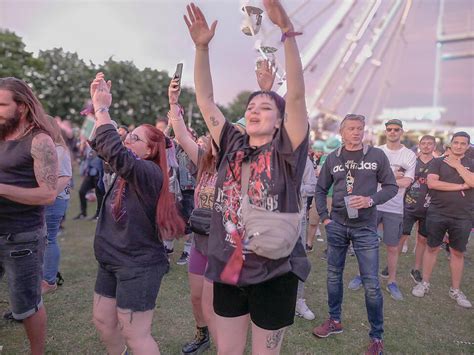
[168,78,218,354]
[89,72,185,355]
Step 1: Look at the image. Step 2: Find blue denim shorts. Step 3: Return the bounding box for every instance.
[0,226,46,320]
[94,262,168,312]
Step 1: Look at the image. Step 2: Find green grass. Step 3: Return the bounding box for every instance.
[1,187,473,354]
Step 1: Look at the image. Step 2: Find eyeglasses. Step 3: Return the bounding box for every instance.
[386,128,401,132]
[126,133,146,144]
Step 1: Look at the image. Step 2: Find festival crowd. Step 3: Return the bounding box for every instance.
[0,1,473,355]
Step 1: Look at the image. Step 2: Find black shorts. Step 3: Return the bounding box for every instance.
[213,272,298,330]
[426,213,472,252]
[402,212,427,237]
[95,262,167,312]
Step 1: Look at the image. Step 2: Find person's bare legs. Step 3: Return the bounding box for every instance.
[421,246,441,283]
[398,235,409,254]
[414,234,427,271]
[117,308,159,355]
[251,322,286,355]
[92,293,126,355]
[202,279,217,344]
[23,306,47,355]
[188,272,206,327]
[449,248,464,289]
[215,314,249,355]
[386,245,399,284]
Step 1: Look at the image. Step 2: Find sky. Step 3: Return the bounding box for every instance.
[1,0,473,127]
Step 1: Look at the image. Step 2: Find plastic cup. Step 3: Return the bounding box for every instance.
[344,195,359,219]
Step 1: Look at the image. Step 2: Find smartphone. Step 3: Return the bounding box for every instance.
[173,63,183,87]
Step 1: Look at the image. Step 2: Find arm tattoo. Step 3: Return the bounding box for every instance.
[266,329,284,350]
[31,134,58,191]
[209,116,219,127]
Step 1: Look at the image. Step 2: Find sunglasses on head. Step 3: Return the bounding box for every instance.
[386,127,401,132]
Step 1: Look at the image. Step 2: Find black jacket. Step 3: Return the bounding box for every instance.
[91,124,167,266]
[316,144,398,228]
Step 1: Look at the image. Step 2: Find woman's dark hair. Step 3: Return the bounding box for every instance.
[246,91,285,119]
[113,124,185,240]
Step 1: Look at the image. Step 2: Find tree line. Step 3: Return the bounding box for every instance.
[0,30,249,135]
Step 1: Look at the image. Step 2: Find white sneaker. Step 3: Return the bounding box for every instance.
[295,298,315,320]
[449,288,472,308]
[412,281,430,297]
[402,241,408,253]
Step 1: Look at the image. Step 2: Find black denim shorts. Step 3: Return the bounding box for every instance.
[213,272,299,330]
[95,262,168,312]
[0,227,46,320]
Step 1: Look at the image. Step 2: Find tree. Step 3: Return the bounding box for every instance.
[34,48,93,123]
[0,30,43,88]
[225,90,252,122]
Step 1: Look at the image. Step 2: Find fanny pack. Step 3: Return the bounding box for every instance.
[241,162,302,259]
[189,208,212,236]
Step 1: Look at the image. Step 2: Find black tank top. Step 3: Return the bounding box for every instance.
[0,129,46,233]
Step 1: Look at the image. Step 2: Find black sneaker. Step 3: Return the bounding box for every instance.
[73,213,87,220]
[410,269,422,284]
[56,272,65,286]
[182,326,210,354]
[380,266,389,279]
[177,251,190,265]
[165,246,174,255]
[306,244,314,253]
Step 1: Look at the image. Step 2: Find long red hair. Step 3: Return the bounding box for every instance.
[113,124,185,240]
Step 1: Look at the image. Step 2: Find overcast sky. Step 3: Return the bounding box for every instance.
[1,0,472,127]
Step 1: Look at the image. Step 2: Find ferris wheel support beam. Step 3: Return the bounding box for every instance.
[277,0,356,97]
[329,0,403,113]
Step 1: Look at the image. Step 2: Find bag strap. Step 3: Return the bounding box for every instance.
[241,161,251,198]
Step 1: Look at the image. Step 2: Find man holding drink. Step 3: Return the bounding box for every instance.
[314,114,398,354]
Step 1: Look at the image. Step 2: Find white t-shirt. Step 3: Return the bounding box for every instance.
[377,144,416,214]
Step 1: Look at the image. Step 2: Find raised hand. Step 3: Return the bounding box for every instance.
[263,0,292,30]
[256,59,276,91]
[443,155,463,169]
[184,3,218,49]
[168,78,181,105]
[90,72,112,111]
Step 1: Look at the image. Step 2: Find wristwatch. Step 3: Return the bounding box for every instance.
[368,197,374,208]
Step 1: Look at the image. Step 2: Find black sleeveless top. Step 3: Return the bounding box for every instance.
[0,129,45,234]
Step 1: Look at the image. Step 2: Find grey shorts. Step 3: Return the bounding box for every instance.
[95,262,168,312]
[0,227,46,320]
[377,210,403,247]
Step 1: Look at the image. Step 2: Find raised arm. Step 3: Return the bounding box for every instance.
[0,133,58,205]
[264,0,308,150]
[168,78,199,165]
[184,3,226,146]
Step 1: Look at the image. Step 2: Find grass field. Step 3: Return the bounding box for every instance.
[1,184,473,354]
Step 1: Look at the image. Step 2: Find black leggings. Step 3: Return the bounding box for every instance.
[78,175,100,216]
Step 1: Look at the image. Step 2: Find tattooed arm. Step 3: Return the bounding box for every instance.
[0,133,58,205]
[184,3,226,147]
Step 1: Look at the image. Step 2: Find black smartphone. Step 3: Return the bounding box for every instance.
[173,63,183,87]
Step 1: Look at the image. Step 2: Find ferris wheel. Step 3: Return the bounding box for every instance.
[239,0,414,126]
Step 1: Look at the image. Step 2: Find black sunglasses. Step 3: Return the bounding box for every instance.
[386,128,401,132]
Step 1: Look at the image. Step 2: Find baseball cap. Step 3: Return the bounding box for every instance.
[385,119,403,128]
